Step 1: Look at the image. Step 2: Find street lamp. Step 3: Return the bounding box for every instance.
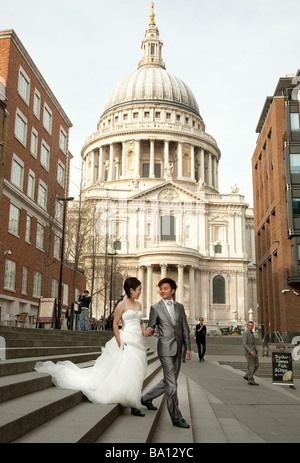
[56,196,74,329]
[107,240,121,329]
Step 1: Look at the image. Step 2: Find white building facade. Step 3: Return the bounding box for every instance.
[77,5,256,328]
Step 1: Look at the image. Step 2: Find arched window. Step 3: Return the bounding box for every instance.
[213,275,225,304]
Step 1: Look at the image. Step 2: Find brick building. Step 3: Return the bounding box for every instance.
[0,30,86,322]
[252,69,300,342]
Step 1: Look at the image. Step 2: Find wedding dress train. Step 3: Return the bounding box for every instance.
[35,310,147,409]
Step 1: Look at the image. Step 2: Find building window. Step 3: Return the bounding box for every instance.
[166,112,171,119]
[37,183,47,209]
[63,283,69,306]
[142,163,149,178]
[4,259,16,291]
[27,171,35,199]
[15,109,27,146]
[54,235,61,259]
[290,153,300,174]
[11,157,24,190]
[297,244,300,262]
[43,103,52,134]
[161,216,176,241]
[213,275,225,304]
[51,279,59,298]
[30,128,38,158]
[290,113,300,131]
[59,127,67,154]
[144,111,150,118]
[18,67,30,105]
[36,223,45,250]
[55,200,63,223]
[8,203,20,236]
[22,266,28,295]
[25,215,31,243]
[33,271,42,298]
[292,198,300,215]
[33,89,41,119]
[155,163,161,178]
[57,162,65,187]
[41,141,50,170]
[215,245,222,253]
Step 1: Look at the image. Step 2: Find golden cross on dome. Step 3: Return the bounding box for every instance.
[149,2,156,25]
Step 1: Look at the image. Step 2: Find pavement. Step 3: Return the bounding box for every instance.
[145,337,300,444]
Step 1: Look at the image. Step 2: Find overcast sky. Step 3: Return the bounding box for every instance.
[1,0,300,207]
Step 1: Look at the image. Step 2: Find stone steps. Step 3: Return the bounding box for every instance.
[0,328,271,443]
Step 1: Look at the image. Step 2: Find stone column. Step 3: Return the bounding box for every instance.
[190,145,195,181]
[98,146,104,183]
[160,263,167,279]
[208,152,212,187]
[177,264,184,304]
[177,142,183,178]
[91,151,95,184]
[200,148,205,182]
[149,140,155,178]
[108,143,114,181]
[121,142,126,178]
[189,266,195,319]
[135,139,140,177]
[138,266,145,315]
[164,140,169,174]
[146,265,153,315]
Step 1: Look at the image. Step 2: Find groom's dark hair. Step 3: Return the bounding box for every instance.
[158,278,177,291]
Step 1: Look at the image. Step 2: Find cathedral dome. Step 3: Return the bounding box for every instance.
[102,67,201,118]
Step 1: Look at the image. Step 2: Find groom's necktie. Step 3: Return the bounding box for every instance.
[167,300,175,324]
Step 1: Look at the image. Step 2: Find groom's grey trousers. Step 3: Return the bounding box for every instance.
[142,351,183,423]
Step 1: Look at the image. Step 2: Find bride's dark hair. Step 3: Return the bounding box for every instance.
[124,277,141,298]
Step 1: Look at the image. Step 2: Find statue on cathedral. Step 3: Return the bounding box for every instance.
[165,161,174,179]
[197,178,205,191]
[230,184,240,194]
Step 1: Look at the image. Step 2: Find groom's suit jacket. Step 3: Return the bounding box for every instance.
[148,299,190,357]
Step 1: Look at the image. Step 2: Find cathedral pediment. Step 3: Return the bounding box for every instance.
[129,181,203,202]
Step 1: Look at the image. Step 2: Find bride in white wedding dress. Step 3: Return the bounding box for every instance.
[35,278,148,416]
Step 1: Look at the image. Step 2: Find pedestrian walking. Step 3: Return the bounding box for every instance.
[195,317,206,362]
[242,321,259,386]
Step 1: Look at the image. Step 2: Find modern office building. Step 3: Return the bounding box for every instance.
[73,4,256,328]
[252,69,300,341]
[0,30,86,322]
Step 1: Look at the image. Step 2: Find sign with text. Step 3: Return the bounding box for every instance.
[272,352,294,385]
[37,298,56,324]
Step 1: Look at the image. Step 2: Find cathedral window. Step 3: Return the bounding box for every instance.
[142,163,149,177]
[213,275,225,304]
[161,216,176,241]
[155,163,161,178]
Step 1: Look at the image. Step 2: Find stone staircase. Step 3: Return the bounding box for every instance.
[0,325,163,443]
[1,328,297,443]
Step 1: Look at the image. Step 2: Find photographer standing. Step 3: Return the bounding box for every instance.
[78,290,91,331]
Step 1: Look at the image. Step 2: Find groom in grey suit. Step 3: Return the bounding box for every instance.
[141,278,191,428]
